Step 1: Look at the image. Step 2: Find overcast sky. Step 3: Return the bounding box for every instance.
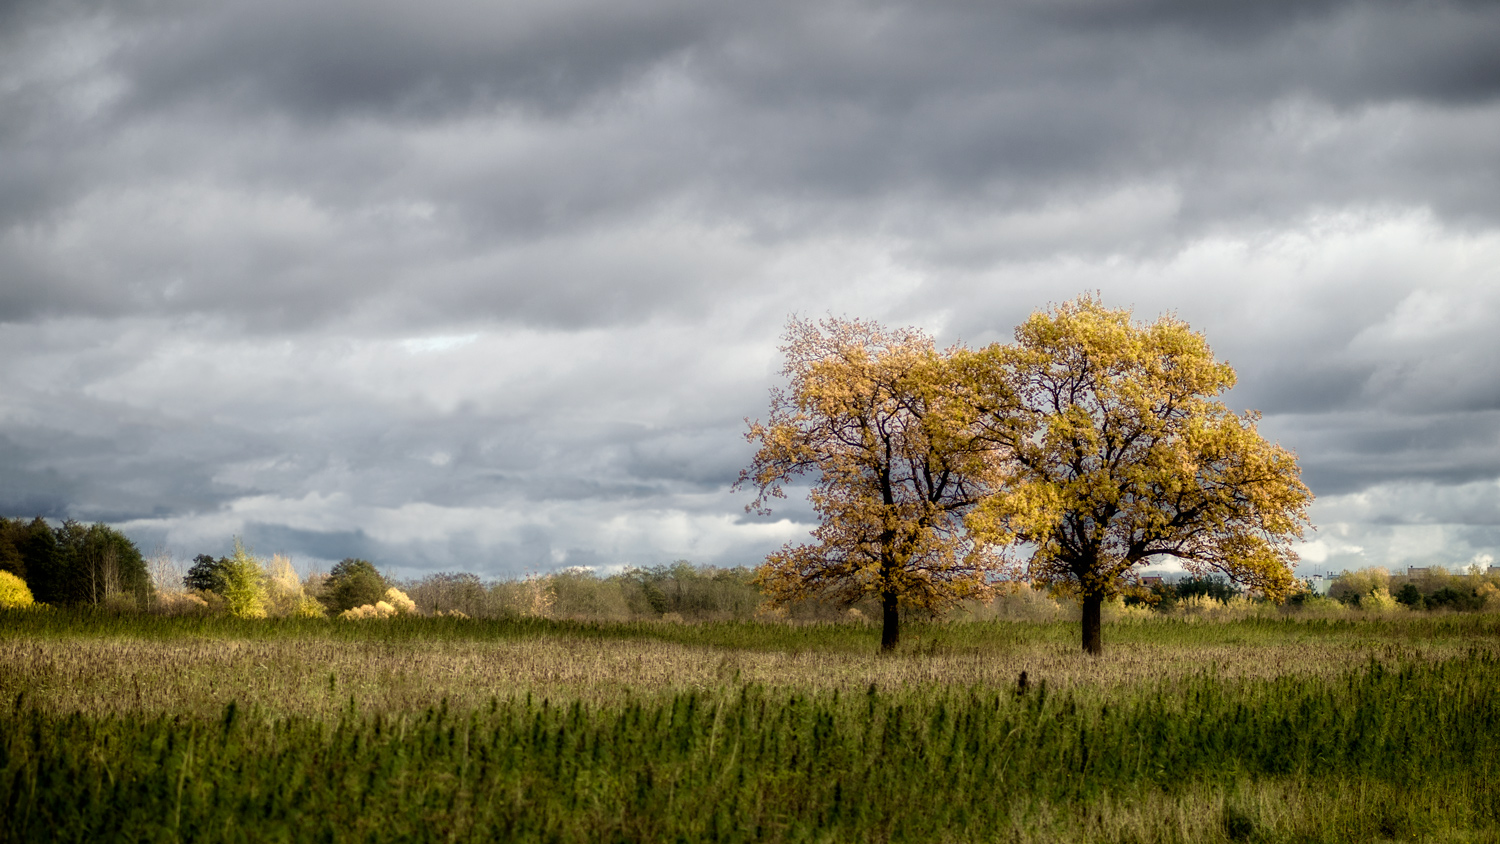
[3,0,1498,580]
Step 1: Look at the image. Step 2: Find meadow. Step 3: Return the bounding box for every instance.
[4,610,1500,842]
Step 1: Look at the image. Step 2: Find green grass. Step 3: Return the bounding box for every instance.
[4,609,1500,842]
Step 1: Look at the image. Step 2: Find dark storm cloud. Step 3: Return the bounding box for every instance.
[1270,411,1500,495]
[3,0,1500,574]
[2,0,1497,331]
[110,0,715,121]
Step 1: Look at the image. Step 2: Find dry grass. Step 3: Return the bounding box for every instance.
[5,612,1496,720]
[6,610,1500,842]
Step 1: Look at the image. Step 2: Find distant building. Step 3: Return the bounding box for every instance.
[1141,575,1164,588]
[1408,566,1432,577]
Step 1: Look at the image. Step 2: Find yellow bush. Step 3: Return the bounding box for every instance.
[154,590,212,616]
[1362,587,1400,612]
[1103,596,1155,622]
[339,600,398,620]
[293,593,327,618]
[1477,582,1499,610]
[384,587,417,615]
[0,572,35,609]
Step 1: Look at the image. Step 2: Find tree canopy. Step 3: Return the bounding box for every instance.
[737,317,999,651]
[959,296,1312,654]
[323,558,387,613]
[0,516,150,608]
[741,298,1313,655]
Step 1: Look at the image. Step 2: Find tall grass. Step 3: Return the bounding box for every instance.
[5,609,1500,841]
[4,650,1499,842]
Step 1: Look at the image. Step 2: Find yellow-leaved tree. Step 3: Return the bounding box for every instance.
[958,295,1313,654]
[737,317,999,651]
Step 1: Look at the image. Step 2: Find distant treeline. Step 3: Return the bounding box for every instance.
[0,516,150,608]
[1320,566,1500,612]
[4,513,1499,620]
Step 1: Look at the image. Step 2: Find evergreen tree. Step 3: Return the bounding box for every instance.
[184,554,229,593]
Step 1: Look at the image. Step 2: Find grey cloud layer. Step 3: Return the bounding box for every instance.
[1,0,1498,574]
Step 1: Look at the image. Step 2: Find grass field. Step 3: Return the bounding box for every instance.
[4,610,1500,842]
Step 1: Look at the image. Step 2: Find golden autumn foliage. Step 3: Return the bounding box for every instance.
[955,295,1313,653]
[738,317,1001,651]
[741,298,1313,655]
[0,571,35,609]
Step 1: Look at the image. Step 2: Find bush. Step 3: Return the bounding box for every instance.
[154,590,213,616]
[0,571,35,609]
[1176,576,1241,604]
[955,584,1069,622]
[338,589,416,620]
[1426,586,1485,612]
[1361,587,1400,612]
[1329,568,1391,607]
[383,587,417,615]
[1395,583,1424,607]
[340,601,397,620]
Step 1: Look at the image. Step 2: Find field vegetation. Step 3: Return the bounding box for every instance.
[4,606,1500,842]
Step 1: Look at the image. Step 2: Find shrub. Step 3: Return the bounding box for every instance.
[1330,568,1390,606]
[383,587,417,615]
[0,571,35,608]
[292,593,327,618]
[1477,582,1500,609]
[1294,594,1349,614]
[340,601,396,620]
[1176,576,1241,604]
[1362,587,1400,612]
[1426,586,1485,612]
[1395,583,1424,607]
[336,588,417,620]
[154,590,213,616]
[956,584,1069,622]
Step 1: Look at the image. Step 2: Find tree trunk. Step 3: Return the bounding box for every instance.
[1081,592,1104,656]
[880,590,900,652]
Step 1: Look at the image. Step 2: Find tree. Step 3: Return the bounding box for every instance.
[220,540,268,619]
[184,554,229,593]
[322,558,387,613]
[18,518,150,608]
[1394,582,1424,607]
[738,317,998,651]
[17,518,62,605]
[0,517,26,581]
[960,296,1312,655]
